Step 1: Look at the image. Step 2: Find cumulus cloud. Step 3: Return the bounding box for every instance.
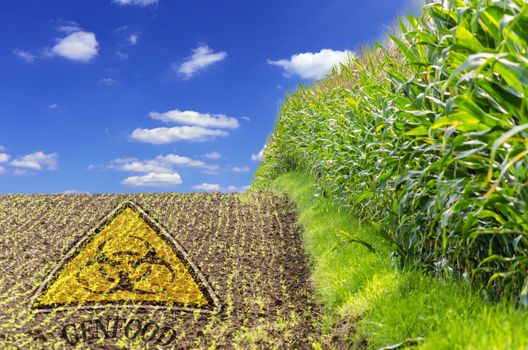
[131,126,228,144]
[200,165,220,175]
[113,0,158,6]
[156,154,207,168]
[122,172,182,187]
[175,45,227,79]
[225,185,249,193]
[251,145,266,162]
[110,158,172,173]
[268,49,353,80]
[232,166,250,173]
[0,147,9,174]
[62,189,89,194]
[52,31,99,62]
[108,154,218,187]
[56,21,82,34]
[204,151,221,159]
[13,49,35,63]
[192,183,248,193]
[130,108,238,144]
[109,154,209,174]
[2,151,58,175]
[10,152,59,170]
[149,109,239,129]
[0,153,9,163]
[128,34,139,45]
[192,183,221,192]
[48,103,59,109]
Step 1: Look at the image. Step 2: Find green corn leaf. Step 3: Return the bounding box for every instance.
[455,25,485,52]
[495,58,528,93]
[406,125,429,135]
[490,123,528,161]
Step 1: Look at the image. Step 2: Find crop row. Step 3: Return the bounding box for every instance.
[254,0,528,302]
[0,192,321,348]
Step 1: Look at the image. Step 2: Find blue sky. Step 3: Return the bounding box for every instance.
[0,0,411,194]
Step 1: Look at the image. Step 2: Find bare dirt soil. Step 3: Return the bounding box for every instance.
[0,191,323,349]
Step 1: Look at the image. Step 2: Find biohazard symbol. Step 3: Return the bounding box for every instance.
[76,236,176,295]
[31,201,220,313]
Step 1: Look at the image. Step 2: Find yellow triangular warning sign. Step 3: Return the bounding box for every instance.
[31,201,220,313]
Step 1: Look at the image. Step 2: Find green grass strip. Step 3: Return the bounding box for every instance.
[270,171,528,349]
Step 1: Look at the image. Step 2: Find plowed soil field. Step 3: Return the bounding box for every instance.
[0,192,323,349]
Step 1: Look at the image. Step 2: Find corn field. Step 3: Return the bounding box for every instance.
[254,0,528,303]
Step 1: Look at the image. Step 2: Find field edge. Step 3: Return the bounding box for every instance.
[269,171,528,349]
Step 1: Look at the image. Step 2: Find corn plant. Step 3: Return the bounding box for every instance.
[254,0,528,302]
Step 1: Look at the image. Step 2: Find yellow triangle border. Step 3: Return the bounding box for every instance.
[29,201,221,315]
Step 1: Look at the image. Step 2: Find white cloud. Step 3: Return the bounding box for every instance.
[122,172,182,187]
[251,146,266,162]
[62,189,88,194]
[149,109,239,129]
[0,166,5,175]
[128,34,139,45]
[52,31,99,62]
[225,185,249,193]
[204,151,221,159]
[56,21,82,34]
[109,154,208,174]
[200,165,220,175]
[131,126,228,144]
[99,78,119,85]
[113,0,158,6]
[0,153,9,163]
[0,145,5,151]
[268,49,353,80]
[10,152,58,170]
[48,103,59,109]
[110,158,172,173]
[175,45,227,79]
[108,154,217,188]
[13,49,35,63]
[192,183,221,192]
[192,183,248,193]
[156,154,207,168]
[232,166,250,173]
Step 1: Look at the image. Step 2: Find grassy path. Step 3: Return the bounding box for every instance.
[270,172,528,349]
